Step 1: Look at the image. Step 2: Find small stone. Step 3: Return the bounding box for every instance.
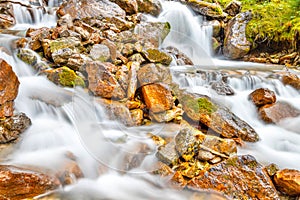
[274,169,300,196]
[224,0,242,16]
[282,73,300,90]
[249,88,277,107]
[142,49,172,65]
[211,81,235,96]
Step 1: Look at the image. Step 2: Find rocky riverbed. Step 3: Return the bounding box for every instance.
[0,0,300,199]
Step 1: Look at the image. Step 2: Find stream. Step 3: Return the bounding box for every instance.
[0,0,300,199]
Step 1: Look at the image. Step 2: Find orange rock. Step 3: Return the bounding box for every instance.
[282,73,300,90]
[142,83,173,113]
[274,169,300,196]
[0,59,19,118]
[249,88,276,107]
[0,165,60,199]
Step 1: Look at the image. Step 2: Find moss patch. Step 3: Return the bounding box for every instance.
[218,0,300,50]
[182,95,217,115]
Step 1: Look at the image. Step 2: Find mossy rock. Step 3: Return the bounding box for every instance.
[142,49,172,65]
[17,48,38,66]
[46,66,85,87]
[49,37,83,53]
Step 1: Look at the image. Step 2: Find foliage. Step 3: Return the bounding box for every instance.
[217,0,300,49]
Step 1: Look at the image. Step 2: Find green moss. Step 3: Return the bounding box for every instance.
[218,0,300,49]
[182,95,217,115]
[143,49,172,65]
[58,67,85,87]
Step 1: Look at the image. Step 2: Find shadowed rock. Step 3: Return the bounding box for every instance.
[274,169,300,196]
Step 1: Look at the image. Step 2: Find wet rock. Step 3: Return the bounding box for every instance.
[110,0,138,15]
[142,49,172,65]
[130,109,144,126]
[27,27,51,51]
[150,107,183,123]
[136,0,162,16]
[224,0,242,16]
[86,61,125,99]
[17,48,38,66]
[208,20,222,37]
[223,11,252,59]
[56,160,83,185]
[46,66,85,87]
[186,0,227,19]
[57,0,126,20]
[0,2,15,28]
[282,73,300,90]
[156,141,179,165]
[249,88,277,107]
[164,46,193,65]
[274,169,300,196]
[135,22,170,48]
[211,81,235,96]
[0,113,31,144]
[49,37,82,54]
[90,44,111,62]
[176,91,259,142]
[259,102,300,123]
[0,59,19,118]
[0,165,60,199]
[188,155,280,200]
[142,83,174,113]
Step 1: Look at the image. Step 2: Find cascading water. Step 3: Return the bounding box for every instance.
[0,0,300,199]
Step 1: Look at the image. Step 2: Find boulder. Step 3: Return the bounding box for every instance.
[127,62,139,100]
[90,44,111,62]
[224,0,242,16]
[186,0,227,19]
[85,61,126,99]
[137,63,161,86]
[142,49,172,65]
[150,107,183,123]
[57,0,126,20]
[136,0,162,16]
[0,59,19,118]
[188,155,280,200]
[17,48,38,66]
[46,67,85,87]
[0,113,31,144]
[176,91,259,142]
[223,11,252,59]
[141,83,174,113]
[258,102,300,123]
[164,46,193,65]
[49,37,82,54]
[0,165,60,199]
[0,2,15,28]
[27,27,51,51]
[109,0,138,15]
[282,73,300,90]
[211,81,235,96]
[135,22,170,48]
[249,88,277,107]
[274,169,300,196]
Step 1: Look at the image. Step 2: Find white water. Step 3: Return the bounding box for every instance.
[0,0,300,199]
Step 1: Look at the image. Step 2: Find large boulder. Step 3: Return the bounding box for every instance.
[109,0,138,15]
[0,113,31,144]
[249,88,277,107]
[56,0,126,20]
[0,59,20,118]
[0,2,15,28]
[0,165,60,199]
[223,11,252,59]
[176,91,259,142]
[258,101,300,123]
[136,0,162,16]
[85,61,126,99]
[274,169,300,196]
[141,83,174,113]
[186,0,227,19]
[188,155,280,200]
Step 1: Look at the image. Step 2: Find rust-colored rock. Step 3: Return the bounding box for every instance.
[176,91,259,142]
[0,113,31,144]
[224,0,242,16]
[274,169,300,196]
[259,102,300,123]
[282,73,300,90]
[57,0,126,20]
[86,61,126,99]
[249,88,276,107]
[142,83,174,113]
[188,155,280,200]
[136,0,162,16]
[0,2,15,29]
[0,165,60,199]
[110,0,138,15]
[56,160,83,185]
[0,59,19,118]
